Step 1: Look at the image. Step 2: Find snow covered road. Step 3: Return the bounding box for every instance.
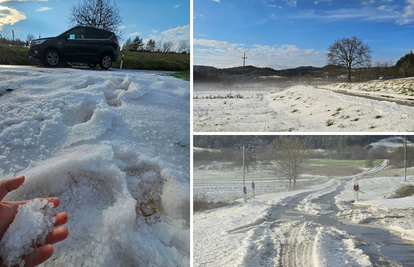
[193,85,414,132]
[194,162,414,267]
[0,66,190,266]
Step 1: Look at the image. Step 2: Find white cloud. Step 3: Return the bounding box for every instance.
[362,0,375,5]
[161,25,189,36]
[283,0,297,7]
[36,7,52,12]
[194,14,205,19]
[128,31,142,37]
[152,30,158,33]
[0,6,26,30]
[194,39,325,69]
[174,4,182,8]
[293,1,414,25]
[377,4,394,12]
[397,0,414,25]
[314,0,332,4]
[0,0,50,2]
[141,25,190,47]
[293,7,399,22]
[211,0,220,2]
[118,24,136,30]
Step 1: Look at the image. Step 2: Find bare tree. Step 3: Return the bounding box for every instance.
[155,40,163,52]
[68,0,123,39]
[234,149,257,172]
[327,36,372,82]
[272,137,308,190]
[26,34,35,43]
[162,41,174,53]
[26,34,35,46]
[177,40,190,54]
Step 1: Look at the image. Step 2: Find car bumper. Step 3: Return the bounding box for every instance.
[28,47,43,61]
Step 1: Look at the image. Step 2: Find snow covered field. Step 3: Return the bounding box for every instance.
[194,160,414,266]
[193,85,414,132]
[322,78,414,100]
[0,66,190,266]
[194,163,331,202]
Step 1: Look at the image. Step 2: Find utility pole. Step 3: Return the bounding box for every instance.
[243,145,247,203]
[241,52,247,88]
[405,135,407,182]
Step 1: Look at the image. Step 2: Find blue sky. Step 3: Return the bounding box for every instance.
[0,0,189,46]
[194,0,414,69]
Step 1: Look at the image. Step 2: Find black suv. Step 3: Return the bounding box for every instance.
[29,26,119,69]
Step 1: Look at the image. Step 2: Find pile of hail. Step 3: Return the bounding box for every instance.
[0,198,56,267]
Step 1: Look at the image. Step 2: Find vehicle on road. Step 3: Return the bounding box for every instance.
[379,75,392,80]
[28,26,119,69]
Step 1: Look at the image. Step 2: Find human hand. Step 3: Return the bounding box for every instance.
[0,176,69,267]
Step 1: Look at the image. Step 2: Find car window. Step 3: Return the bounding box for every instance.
[67,28,86,39]
[102,31,113,39]
[86,28,102,39]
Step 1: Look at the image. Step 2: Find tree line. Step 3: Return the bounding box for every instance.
[327,36,414,81]
[0,33,36,47]
[194,136,414,190]
[121,36,190,54]
[194,135,407,150]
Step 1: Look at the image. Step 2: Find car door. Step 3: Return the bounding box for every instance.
[84,28,103,60]
[61,27,87,61]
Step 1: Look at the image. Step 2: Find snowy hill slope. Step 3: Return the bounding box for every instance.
[322,77,414,100]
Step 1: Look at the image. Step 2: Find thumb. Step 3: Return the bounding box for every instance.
[0,176,25,201]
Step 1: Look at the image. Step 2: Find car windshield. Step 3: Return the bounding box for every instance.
[56,28,71,37]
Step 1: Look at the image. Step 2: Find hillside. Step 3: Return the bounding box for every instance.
[194,64,345,78]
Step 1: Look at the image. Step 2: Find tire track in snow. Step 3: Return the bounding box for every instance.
[278,221,315,267]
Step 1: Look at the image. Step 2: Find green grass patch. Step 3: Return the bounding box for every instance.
[0,44,40,65]
[193,192,235,212]
[306,159,383,166]
[167,70,190,81]
[332,107,342,117]
[114,51,189,71]
[326,119,334,126]
[395,185,414,198]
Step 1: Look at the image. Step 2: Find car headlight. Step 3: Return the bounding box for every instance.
[30,40,46,46]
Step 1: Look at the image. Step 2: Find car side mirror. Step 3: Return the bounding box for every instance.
[65,34,70,40]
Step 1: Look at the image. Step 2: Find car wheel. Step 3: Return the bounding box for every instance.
[88,63,97,68]
[100,54,112,69]
[44,49,60,67]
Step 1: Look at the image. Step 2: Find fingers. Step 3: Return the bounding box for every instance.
[54,212,68,227]
[0,176,25,201]
[24,227,67,266]
[10,198,60,208]
[44,226,69,245]
[23,244,54,267]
